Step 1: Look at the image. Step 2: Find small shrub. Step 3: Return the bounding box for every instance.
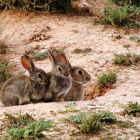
[101,3,140,27]
[98,72,117,88]
[25,50,34,55]
[33,52,48,60]
[123,102,140,117]
[113,53,140,66]
[123,44,130,48]
[0,59,13,89]
[97,111,117,124]
[83,48,92,53]
[3,119,54,140]
[72,48,92,54]
[117,120,134,128]
[72,48,83,54]
[130,36,140,42]
[98,134,116,140]
[68,111,118,134]
[0,42,8,54]
[101,5,130,27]
[4,112,34,129]
[3,112,54,140]
[70,112,103,134]
[55,48,65,54]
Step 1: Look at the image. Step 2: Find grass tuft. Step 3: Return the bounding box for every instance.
[117,120,134,128]
[123,102,140,117]
[97,111,117,124]
[72,48,92,54]
[58,108,80,114]
[98,134,118,140]
[2,112,54,140]
[69,111,116,134]
[100,2,140,28]
[113,53,140,66]
[33,52,48,60]
[4,112,34,129]
[0,59,13,89]
[98,72,117,88]
[4,119,54,140]
[72,48,83,54]
[130,36,140,42]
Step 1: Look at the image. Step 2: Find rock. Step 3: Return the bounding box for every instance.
[71,0,92,14]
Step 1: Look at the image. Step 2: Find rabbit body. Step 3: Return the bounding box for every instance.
[65,66,91,101]
[1,75,31,106]
[0,55,49,107]
[65,82,84,101]
[49,73,72,101]
[43,50,72,102]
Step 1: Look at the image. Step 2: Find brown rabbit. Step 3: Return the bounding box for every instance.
[43,49,72,102]
[0,55,49,107]
[58,54,91,101]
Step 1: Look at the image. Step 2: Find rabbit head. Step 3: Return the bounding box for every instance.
[47,49,70,78]
[21,55,49,85]
[59,54,91,84]
[70,66,91,84]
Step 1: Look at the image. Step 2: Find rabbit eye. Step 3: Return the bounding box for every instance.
[57,66,62,71]
[37,73,43,78]
[77,70,83,75]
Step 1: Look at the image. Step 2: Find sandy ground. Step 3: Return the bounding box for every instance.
[0,8,140,139]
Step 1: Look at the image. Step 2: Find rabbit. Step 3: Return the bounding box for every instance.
[57,54,91,101]
[43,49,72,102]
[0,55,49,107]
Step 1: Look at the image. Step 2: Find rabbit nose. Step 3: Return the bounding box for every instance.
[64,73,69,77]
[85,76,91,82]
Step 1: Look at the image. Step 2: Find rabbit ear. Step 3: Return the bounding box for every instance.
[51,49,61,62]
[47,49,61,65]
[21,55,35,73]
[59,53,71,67]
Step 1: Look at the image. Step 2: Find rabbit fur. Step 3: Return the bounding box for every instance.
[0,55,49,106]
[43,49,72,102]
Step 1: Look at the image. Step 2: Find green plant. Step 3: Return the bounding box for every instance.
[98,134,118,140]
[3,112,55,140]
[3,118,54,140]
[98,72,117,88]
[33,52,48,60]
[0,42,8,54]
[58,108,80,114]
[4,112,34,129]
[117,120,134,128]
[55,48,65,54]
[123,44,130,48]
[97,111,117,124]
[130,36,140,42]
[123,102,140,117]
[113,53,140,66]
[0,59,13,89]
[101,3,140,27]
[72,48,83,54]
[70,112,103,134]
